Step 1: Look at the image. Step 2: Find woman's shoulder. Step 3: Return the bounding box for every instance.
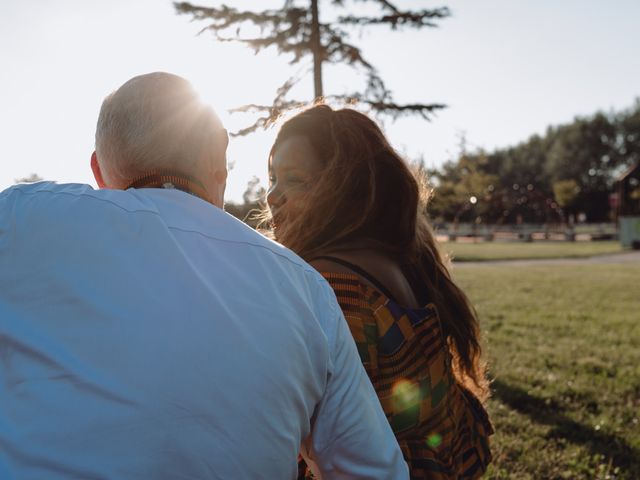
[309,250,390,293]
[308,256,358,275]
[309,249,422,309]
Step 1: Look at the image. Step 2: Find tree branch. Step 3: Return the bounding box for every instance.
[331,0,399,12]
[324,93,446,121]
[338,7,450,29]
[227,75,308,136]
[176,2,310,60]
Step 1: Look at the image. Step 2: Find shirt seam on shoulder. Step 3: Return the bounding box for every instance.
[2,186,159,216]
[4,187,326,281]
[164,225,321,276]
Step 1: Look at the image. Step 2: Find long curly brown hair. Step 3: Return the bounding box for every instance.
[268,104,489,400]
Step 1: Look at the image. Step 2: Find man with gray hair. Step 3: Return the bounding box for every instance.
[0,72,408,479]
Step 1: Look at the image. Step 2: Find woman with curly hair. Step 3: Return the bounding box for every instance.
[267,105,493,479]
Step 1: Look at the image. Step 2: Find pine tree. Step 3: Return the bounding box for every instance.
[175,0,449,135]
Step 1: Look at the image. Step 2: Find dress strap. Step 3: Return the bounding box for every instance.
[312,255,398,302]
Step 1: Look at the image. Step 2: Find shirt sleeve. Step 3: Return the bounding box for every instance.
[303,287,409,479]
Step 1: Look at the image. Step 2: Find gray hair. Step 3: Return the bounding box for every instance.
[95,72,221,187]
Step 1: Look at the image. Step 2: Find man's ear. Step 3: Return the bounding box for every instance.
[214,167,228,186]
[210,130,228,187]
[91,151,106,188]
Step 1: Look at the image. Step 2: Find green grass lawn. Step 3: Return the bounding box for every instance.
[454,264,640,479]
[442,241,623,262]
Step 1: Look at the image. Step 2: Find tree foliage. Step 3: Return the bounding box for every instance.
[552,179,579,209]
[428,101,640,223]
[175,0,448,135]
[224,176,266,227]
[428,146,498,224]
[14,173,43,184]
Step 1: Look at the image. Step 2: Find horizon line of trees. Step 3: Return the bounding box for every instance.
[424,99,640,225]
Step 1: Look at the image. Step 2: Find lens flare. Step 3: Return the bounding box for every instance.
[426,433,442,448]
[391,379,419,411]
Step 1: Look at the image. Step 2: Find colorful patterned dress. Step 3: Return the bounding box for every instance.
[316,258,493,479]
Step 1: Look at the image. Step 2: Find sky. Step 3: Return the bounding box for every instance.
[1,0,639,201]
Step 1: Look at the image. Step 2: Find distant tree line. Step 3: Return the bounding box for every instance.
[427,100,640,224]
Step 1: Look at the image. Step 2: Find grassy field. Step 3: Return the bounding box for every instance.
[442,241,623,262]
[453,264,640,479]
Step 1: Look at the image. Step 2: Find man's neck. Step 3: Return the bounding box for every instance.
[125,170,214,205]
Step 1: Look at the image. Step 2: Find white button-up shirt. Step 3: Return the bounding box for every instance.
[0,182,407,479]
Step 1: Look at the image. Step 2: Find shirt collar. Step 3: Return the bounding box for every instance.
[126,171,213,205]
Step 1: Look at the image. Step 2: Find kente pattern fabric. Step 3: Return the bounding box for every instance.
[320,271,493,479]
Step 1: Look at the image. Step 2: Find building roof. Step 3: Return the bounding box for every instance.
[617,162,640,182]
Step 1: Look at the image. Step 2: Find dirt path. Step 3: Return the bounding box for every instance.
[452,250,640,268]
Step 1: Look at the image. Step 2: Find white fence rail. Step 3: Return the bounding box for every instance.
[434,223,618,242]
